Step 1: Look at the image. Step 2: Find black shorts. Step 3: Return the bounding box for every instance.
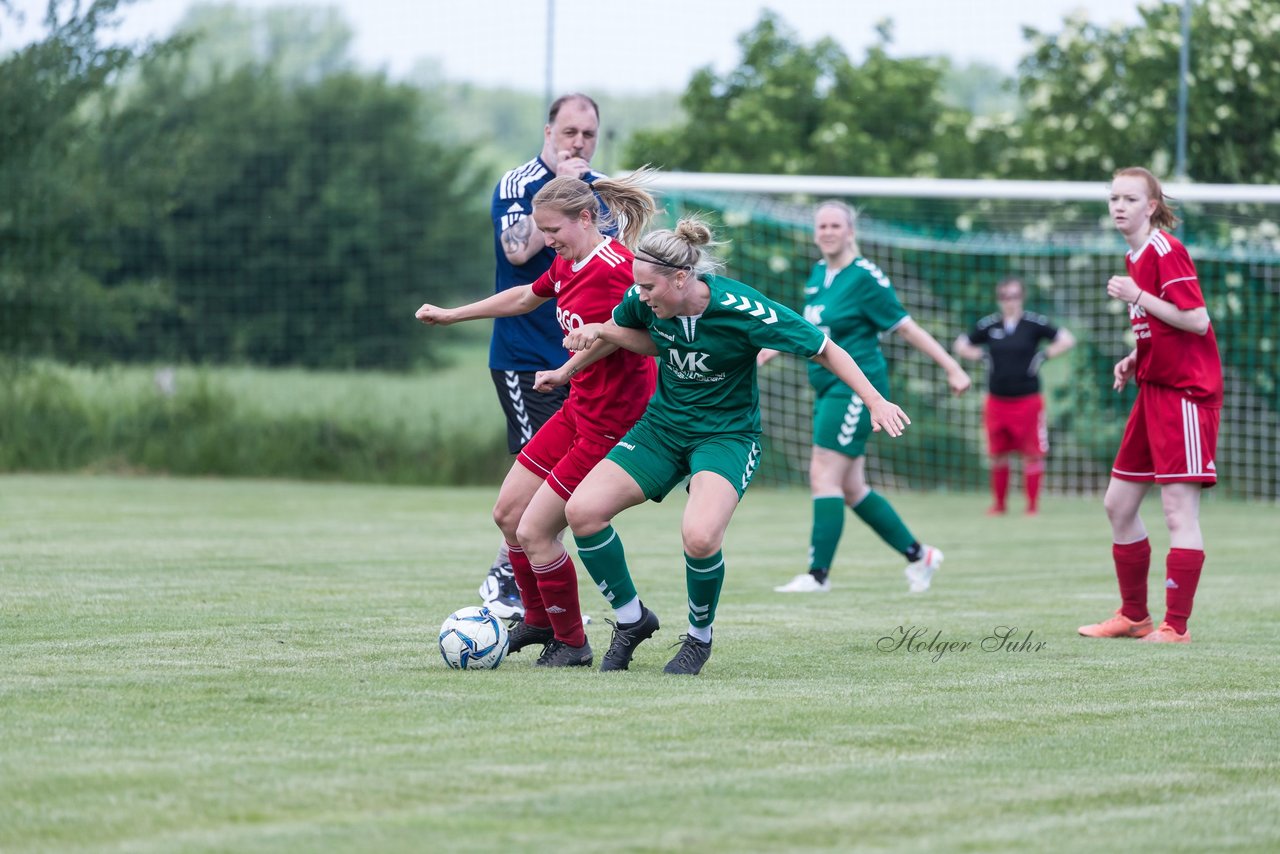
[490,369,569,454]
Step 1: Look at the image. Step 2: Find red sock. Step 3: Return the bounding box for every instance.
[990,464,1010,511]
[507,544,548,628]
[1024,459,1043,513]
[532,551,585,647]
[1113,538,1151,622]
[1163,548,1204,635]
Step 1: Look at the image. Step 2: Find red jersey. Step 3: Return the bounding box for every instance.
[531,238,655,439]
[1124,230,1223,408]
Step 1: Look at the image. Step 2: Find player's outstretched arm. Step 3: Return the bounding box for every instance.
[812,341,910,438]
[1046,327,1076,358]
[895,319,971,395]
[534,338,622,393]
[1028,327,1076,377]
[564,322,604,351]
[415,285,545,326]
[565,320,658,357]
[953,334,984,362]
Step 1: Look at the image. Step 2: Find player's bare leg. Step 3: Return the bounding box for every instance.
[567,460,655,671]
[511,484,590,663]
[1104,475,1150,541]
[1081,478,1156,638]
[482,464,544,635]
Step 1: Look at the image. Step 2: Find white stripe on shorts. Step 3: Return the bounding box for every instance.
[1182,398,1201,475]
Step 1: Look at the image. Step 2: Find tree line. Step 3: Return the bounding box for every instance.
[629,4,1280,184]
[3,0,1277,370]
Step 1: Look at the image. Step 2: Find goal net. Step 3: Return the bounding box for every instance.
[646,173,1279,502]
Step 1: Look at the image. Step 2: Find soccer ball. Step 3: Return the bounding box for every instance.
[438,605,509,670]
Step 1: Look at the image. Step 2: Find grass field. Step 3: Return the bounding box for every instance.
[2,475,1277,852]
[0,338,516,484]
[23,332,499,438]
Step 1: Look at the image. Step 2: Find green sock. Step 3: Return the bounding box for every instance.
[573,526,638,610]
[852,490,916,556]
[809,496,845,572]
[685,551,725,629]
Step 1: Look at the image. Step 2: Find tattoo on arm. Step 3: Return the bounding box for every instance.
[501,217,534,258]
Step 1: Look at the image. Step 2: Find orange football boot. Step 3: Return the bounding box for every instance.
[1078,609,1154,638]
[1137,621,1191,643]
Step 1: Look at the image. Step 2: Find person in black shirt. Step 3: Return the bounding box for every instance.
[955,278,1075,515]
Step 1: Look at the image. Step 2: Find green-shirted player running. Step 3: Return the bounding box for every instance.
[536,217,910,675]
[762,201,971,596]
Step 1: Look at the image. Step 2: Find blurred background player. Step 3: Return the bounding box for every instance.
[763,201,970,596]
[417,173,658,666]
[479,93,606,619]
[1078,167,1222,645]
[543,216,909,675]
[954,277,1075,515]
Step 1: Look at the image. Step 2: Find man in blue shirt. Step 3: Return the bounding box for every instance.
[479,93,605,619]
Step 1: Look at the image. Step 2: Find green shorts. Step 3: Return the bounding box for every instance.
[606,416,762,502]
[813,387,875,458]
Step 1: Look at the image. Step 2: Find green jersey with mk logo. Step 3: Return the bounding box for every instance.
[612,275,826,437]
[802,257,909,396]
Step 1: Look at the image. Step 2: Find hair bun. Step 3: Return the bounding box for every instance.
[675,218,713,246]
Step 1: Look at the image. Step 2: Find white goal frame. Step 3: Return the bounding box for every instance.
[644,172,1280,204]
[641,171,1279,502]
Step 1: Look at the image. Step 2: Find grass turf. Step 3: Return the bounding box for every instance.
[2,474,1277,852]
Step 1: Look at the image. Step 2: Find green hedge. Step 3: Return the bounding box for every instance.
[0,357,510,485]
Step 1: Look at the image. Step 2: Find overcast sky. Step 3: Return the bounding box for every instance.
[2,0,1150,93]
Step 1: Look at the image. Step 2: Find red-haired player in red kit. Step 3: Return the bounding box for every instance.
[416,172,658,666]
[1079,167,1223,644]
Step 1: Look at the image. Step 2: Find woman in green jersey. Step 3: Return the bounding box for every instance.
[536,217,909,675]
[763,201,971,596]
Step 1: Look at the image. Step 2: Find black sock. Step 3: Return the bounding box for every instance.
[904,542,923,563]
[810,568,829,584]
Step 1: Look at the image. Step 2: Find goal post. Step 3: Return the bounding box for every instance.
[640,172,1280,502]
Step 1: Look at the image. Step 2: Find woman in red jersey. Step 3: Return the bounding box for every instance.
[1078,167,1223,645]
[416,173,658,667]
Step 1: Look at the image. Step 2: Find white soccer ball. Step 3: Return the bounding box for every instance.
[438,605,509,670]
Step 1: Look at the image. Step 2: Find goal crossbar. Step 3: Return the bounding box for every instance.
[638,171,1280,204]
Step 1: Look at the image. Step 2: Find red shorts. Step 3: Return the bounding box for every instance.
[1112,383,1218,488]
[983,393,1047,457]
[516,405,616,501]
